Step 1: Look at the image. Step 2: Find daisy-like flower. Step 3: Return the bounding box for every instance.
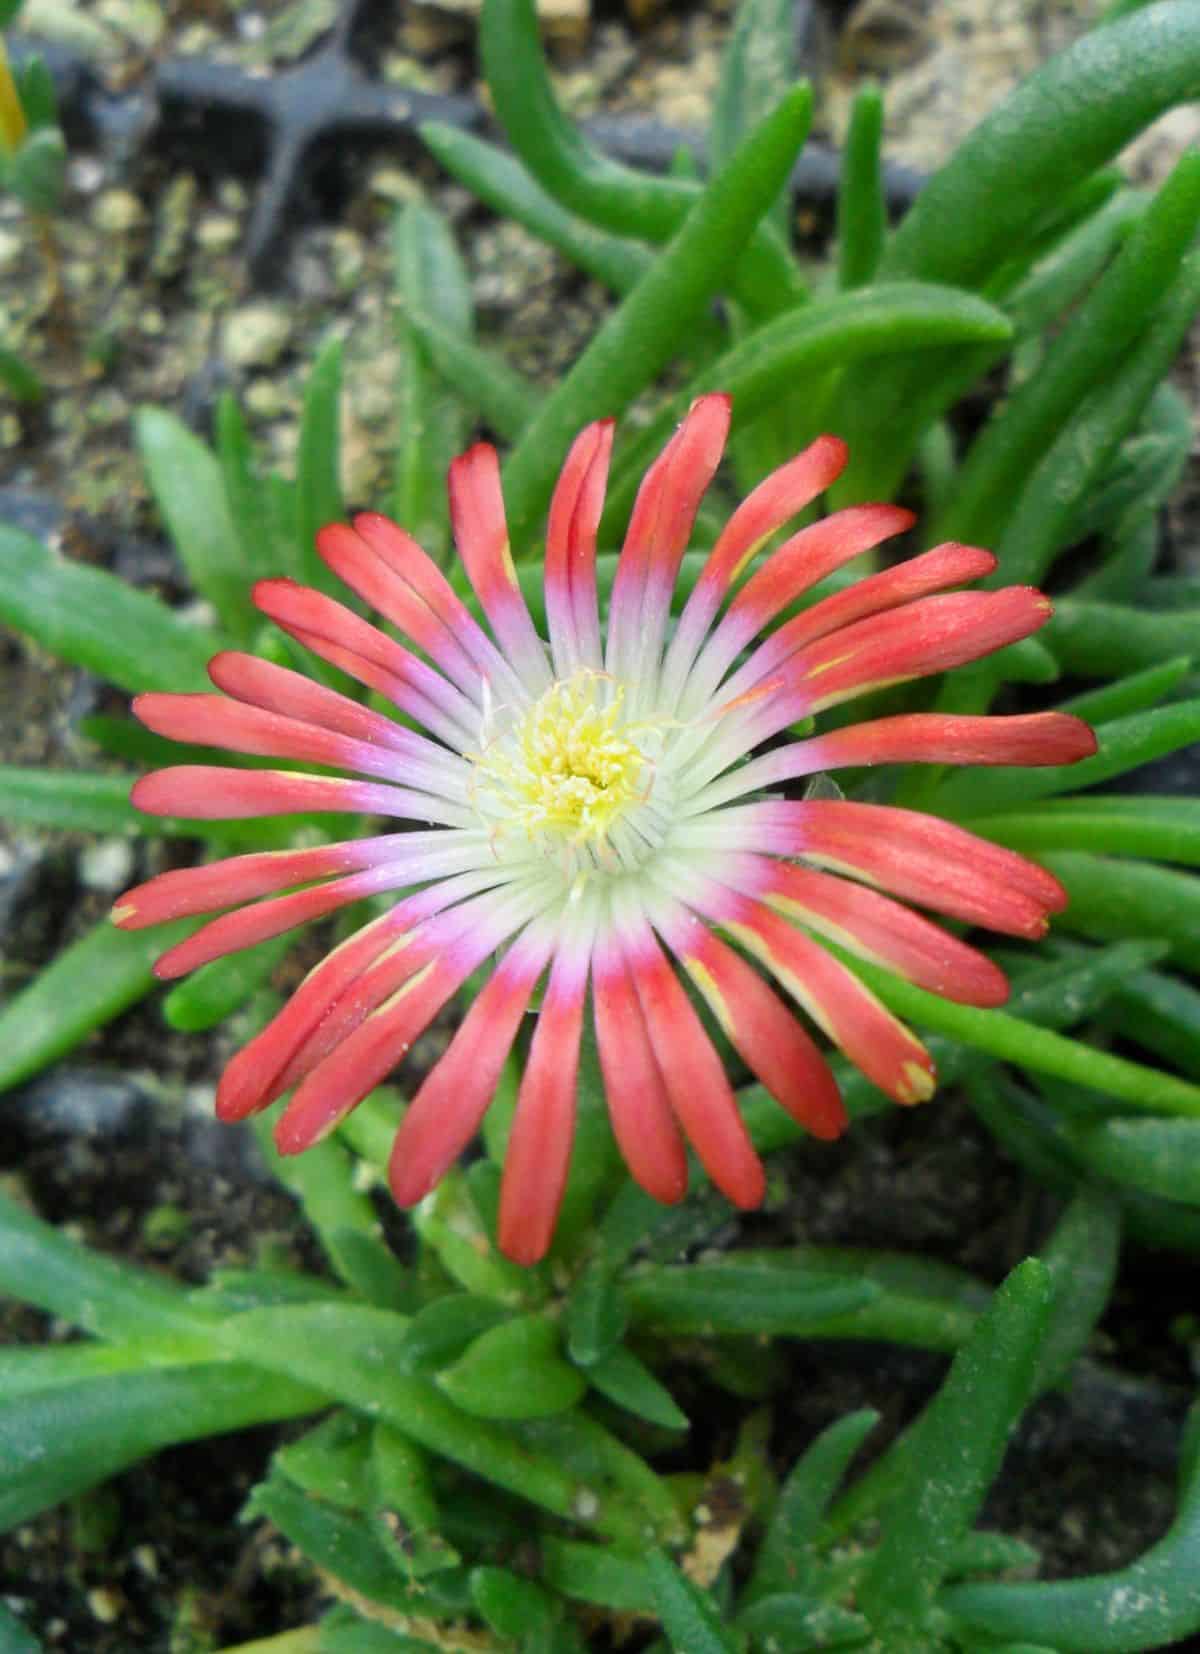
[114,396,1095,1264]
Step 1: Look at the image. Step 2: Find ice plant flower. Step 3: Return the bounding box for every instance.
[114,397,1095,1264]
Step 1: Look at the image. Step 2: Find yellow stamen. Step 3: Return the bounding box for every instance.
[0,40,27,155]
[476,671,650,848]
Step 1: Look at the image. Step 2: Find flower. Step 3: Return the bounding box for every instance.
[114,396,1096,1264]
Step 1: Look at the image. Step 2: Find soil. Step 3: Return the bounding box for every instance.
[2,1,1199,1649]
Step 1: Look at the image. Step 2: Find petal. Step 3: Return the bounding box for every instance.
[151,837,493,979]
[317,521,492,699]
[352,511,521,698]
[659,433,848,708]
[756,859,1011,1007]
[690,712,1098,811]
[607,394,730,687]
[544,419,613,677]
[448,443,549,690]
[389,924,553,1206]
[623,911,766,1209]
[678,503,916,717]
[729,588,1055,743]
[132,693,468,801]
[721,799,1068,936]
[497,929,592,1264]
[112,833,441,928]
[592,928,688,1204]
[718,895,937,1107]
[130,766,474,828]
[208,651,449,759]
[215,874,502,1121]
[660,903,847,1140]
[252,578,478,745]
[275,887,537,1153]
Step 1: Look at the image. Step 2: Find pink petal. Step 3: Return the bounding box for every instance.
[626,919,766,1209]
[132,693,465,800]
[130,766,471,827]
[317,522,489,698]
[663,909,847,1140]
[252,578,477,743]
[768,711,1098,779]
[544,419,613,676]
[757,859,1011,1007]
[720,896,936,1107]
[659,432,848,706]
[743,799,1067,936]
[351,512,526,704]
[215,876,496,1121]
[275,895,529,1153]
[680,503,916,714]
[152,862,419,979]
[730,588,1055,742]
[593,930,688,1205]
[607,394,730,682]
[448,443,548,688]
[497,939,591,1265]
[208,651,445,758]
[389,925,552,1206]
[113,832,433,928]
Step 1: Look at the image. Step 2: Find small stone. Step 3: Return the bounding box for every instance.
[86,1587,123,1624]
[132,1546,158,1579]
[95,0,164,49]
[223,302,293,368]
[244,378,285,417]
[196,213,241,253]
[91,189,145,235]
[368,165,422,204]
[151,174,197,279]
[9,1070,154,1140]
[79,838,134,891]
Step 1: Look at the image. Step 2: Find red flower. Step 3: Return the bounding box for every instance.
[114,397,1096,1263]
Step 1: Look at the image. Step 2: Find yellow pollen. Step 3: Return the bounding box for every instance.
[477,672,650,845]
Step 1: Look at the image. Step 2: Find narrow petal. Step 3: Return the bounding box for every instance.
[317,522,490,699]
[622,906,766,1209]
[730,588,1055,744]
[112,833,441,928]
[753,858,1011,1007]
[544,419,612,677]
[275,885,540,1152]
[690,712,1096,813]
[705,799,1068,936]
[497,925,592,1265]
[448,443,550,690]
[658,433,848,708]
[151,837,494,979]
[131,766,474,828]
[678,504,915,718]
[592,926,688,1205]
[352,511,522,701]
[389,923,553,1206]
[132,693,468,801]
[655,899,847,1140]
[271,879,546,1110]
[214,872,510,1121]
[717,894,937,1106]
[607,394,730,691]
[253,578,478,745]
[207,651,457,762]
[152,864,415,979]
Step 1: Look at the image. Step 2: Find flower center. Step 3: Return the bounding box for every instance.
[474,671,654,852]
